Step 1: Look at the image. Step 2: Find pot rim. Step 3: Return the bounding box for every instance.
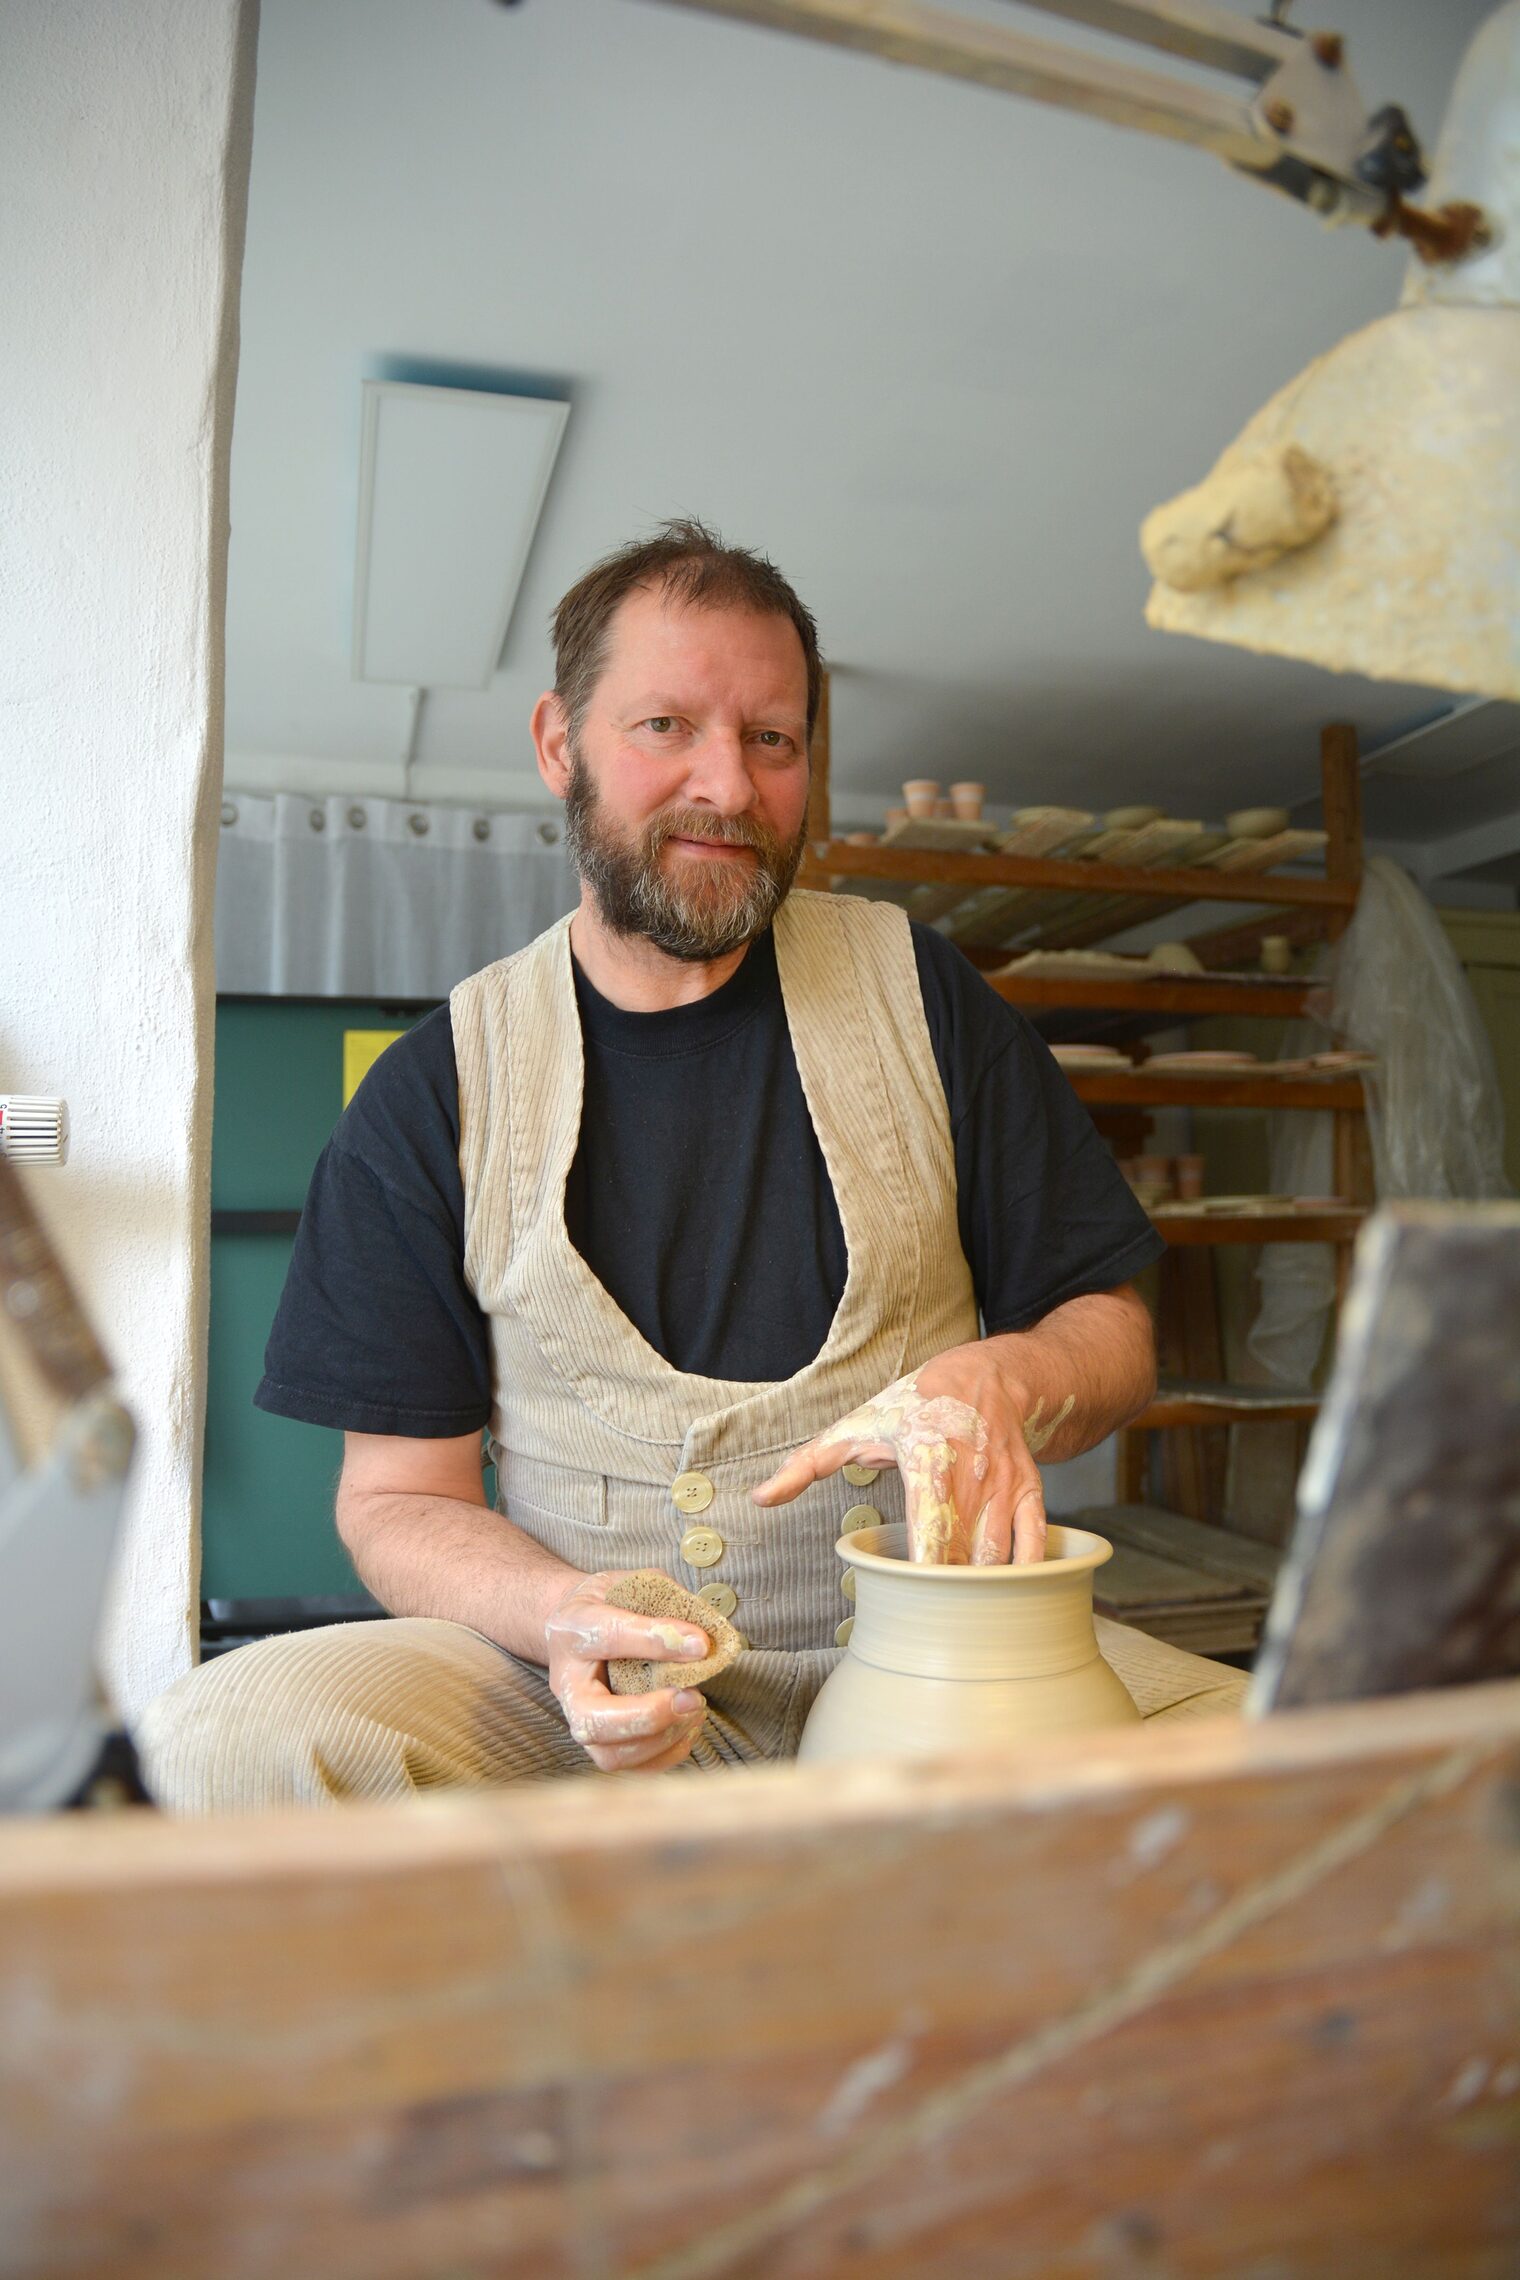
[838,1520,1115,1578]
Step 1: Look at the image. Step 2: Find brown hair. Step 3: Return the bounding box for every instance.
[551,517,823,744]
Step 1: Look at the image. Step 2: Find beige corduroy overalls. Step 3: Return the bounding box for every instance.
[139,892,1245,1810]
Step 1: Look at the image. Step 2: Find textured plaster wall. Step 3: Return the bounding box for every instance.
[0,0,258,1714]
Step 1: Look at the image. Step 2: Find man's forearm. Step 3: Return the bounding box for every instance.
[338,1491,579,1665]
[984,1286,1155,1460]
[919,1286,1155,1469]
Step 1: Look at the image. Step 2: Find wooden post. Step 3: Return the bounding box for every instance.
[1155,1248,1228,1522]
[805,667,831,843]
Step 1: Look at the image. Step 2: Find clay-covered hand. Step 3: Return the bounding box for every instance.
[751,1356,1069,1566]
[543,1570,711,1772]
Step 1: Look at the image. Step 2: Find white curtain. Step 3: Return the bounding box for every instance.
[215,792,578,998]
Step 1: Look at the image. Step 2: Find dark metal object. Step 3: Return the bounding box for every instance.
[211,1209,302,1236]
[200,1594,387,1661]
[63,1729,154,1811]
[1355,101,1426,195]
[201,1594,385,1632]
[1374,196,1493,268]
[1251,1205,1520,1714]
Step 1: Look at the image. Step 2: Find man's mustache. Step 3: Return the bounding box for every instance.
[646,808,778,855]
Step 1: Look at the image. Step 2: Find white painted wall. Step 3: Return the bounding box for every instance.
[0,0,257,1714]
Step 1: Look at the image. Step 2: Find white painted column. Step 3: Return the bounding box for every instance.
[0,0,258,1714]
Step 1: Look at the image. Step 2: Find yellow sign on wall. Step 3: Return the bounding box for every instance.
[343,1029,407,1108]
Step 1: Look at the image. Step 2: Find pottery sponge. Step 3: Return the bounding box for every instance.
[604,1569,744,1695]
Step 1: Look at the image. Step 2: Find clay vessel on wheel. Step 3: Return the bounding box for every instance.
[798,1521,1140,1764]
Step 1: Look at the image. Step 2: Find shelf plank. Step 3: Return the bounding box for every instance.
[1151,1209,1366,1246]
[1135,1387,1321,1428]
[1098,1502,1283,1596]
[1069,1072,1365,1110]
[800,842,1357,909]
[990,974,1310,1019]
[1096,1543,1254,1610]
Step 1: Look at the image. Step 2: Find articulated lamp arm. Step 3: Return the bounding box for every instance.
[648,0,1490,264]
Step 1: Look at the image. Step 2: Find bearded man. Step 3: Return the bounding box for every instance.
[143,521,1176,1807]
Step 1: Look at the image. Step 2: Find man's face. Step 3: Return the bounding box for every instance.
[557,586,812,962]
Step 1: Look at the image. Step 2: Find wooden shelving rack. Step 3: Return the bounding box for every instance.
[799,723,1371,1656]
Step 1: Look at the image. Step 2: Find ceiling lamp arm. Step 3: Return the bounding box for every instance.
[1007,0,1299,81]
[650,0,1491,261]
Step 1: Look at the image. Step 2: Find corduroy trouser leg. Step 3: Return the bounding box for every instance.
[136,1614,1247,1813]
[137,1619,613,1811]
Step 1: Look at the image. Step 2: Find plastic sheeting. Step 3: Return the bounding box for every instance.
[1246,1026,1336,1387]
[1248,858,1510,1385]
[215,792,578,999]
[1319,855,1510,1203]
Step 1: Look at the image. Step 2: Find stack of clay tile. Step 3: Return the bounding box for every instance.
[840,802,1326,955]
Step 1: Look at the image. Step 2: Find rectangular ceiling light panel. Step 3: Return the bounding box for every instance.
[353,381,569,689]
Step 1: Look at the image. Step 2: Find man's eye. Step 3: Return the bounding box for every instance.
[755,730,786,748]
[646,716,675,734]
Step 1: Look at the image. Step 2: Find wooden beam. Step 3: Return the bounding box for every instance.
[800,841,1357,907]
[1152,1210,1367,1246]
[2,1684,1518,2275]
[991,974,1311,1019]
[1395,804,1520,887]
[1071,1073,1367,1111]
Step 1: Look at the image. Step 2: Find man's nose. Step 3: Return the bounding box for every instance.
[682,729,756,815]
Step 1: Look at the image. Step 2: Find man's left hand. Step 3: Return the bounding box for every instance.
[751,1348,1052,1565]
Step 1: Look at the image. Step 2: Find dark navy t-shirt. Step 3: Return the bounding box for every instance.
[255,923,1161,1436]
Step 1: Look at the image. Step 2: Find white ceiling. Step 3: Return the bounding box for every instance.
[225,0,1500,832]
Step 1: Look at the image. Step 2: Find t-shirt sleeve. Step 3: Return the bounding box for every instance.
[911,924,1165,1333]
[253,1007,493,1437]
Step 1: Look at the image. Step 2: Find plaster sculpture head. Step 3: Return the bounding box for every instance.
[1143,1,1520,704]
[532,519,819,961]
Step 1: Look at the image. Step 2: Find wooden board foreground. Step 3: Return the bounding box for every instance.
[3,1684,1519,2279]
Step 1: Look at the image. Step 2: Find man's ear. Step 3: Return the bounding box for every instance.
[532,690,572,798]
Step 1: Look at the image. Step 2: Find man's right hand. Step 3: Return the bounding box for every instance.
[543,1570,713,1773]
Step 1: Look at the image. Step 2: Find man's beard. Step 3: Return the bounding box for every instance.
[562,749,809,962]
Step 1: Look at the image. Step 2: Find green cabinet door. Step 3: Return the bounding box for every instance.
[202,998,434,1600]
